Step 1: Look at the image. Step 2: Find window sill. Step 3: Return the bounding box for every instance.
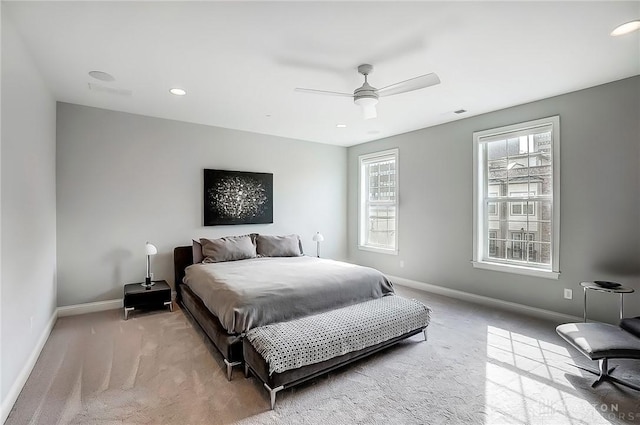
[471,261,559,280]
[358,245,398,255]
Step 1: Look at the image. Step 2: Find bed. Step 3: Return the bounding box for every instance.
[173,234,396,376]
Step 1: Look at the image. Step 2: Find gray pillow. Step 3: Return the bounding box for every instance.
[256,234,302,257]
[192,239,204,263]
[200,235,257,263]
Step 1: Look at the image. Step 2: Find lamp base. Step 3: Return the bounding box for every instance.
[141,277,155,289]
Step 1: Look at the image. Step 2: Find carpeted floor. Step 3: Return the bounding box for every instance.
[6,285,640,425]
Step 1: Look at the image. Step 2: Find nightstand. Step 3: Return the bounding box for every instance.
[123,280,172,320]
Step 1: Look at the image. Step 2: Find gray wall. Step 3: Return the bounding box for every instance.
[348,76,640,324]
[56,103,347,307]
[1,13,57,403]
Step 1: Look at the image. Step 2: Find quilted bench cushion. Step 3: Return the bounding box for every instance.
[246,295,431,375]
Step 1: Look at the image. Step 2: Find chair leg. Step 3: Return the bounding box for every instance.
[607,375,640,392]
[568,359,640,392]
[592,358,614,388]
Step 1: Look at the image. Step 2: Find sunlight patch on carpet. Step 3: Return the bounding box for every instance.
[484,325,614,424]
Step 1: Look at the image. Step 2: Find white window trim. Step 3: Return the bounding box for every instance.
[358,148,399,255]
[471,260,560,279]
[472,116,560,279]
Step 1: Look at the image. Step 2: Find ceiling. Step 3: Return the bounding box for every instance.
[4,1,639,147]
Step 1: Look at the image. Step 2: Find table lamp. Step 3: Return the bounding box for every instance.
[312,232,324,258]
[143,242,158,288]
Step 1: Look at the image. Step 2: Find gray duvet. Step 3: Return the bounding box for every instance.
[183,256,395,334]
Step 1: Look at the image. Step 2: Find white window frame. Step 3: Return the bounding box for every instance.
[472,116,560,279]
[358,148,399,255]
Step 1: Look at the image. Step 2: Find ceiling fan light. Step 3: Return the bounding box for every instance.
[355,97,378,120]
[362,105,377,120]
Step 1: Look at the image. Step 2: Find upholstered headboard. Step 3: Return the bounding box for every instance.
[173,246,193,303]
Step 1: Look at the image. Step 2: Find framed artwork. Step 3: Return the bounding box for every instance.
[203,169,273,226]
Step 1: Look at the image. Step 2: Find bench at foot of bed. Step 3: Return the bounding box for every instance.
[243,295,432,409]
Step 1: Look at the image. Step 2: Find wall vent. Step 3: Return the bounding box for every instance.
[87,83,132,97]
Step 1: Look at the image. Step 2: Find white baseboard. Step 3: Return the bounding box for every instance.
[388,274,582,323]
[57,299,122,317]
[1,310,57,424]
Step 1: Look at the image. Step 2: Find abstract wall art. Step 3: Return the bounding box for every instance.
[203,169,273,226]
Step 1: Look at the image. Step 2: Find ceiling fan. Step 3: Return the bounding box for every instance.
[295,64,440,120]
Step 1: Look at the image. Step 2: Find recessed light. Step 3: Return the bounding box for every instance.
[88,71,115,82]
[611,20,640,36]
[169,88,186,96]
[336,124,347,128]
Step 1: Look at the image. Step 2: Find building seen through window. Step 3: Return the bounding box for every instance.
[486,131,552,266]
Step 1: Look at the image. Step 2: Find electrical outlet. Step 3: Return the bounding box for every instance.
[399,260,405,268]
[563,288,573,300]
[150,272,154,281]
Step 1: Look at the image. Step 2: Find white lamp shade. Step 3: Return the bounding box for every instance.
[145,242,158,256]
[312,232,324,242]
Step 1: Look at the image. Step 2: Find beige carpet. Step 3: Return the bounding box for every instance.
[6,286,640,425]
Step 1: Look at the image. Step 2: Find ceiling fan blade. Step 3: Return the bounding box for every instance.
[294,88,353,98]
[377,73,440,97]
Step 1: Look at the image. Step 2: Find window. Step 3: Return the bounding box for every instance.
[472,116,560,279]
[359,149,398,254]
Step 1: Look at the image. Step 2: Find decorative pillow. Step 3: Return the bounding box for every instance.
[200,235,257,263]
[256,234,303,257]
[192,239,204,264]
